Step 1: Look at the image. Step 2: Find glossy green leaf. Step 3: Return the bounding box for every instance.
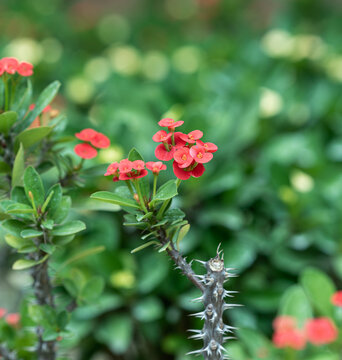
[51,220,86,236]
[1,219,27,237]
[11,186,30,205]
[131,240,159,253]
[13,255,49,270]
[91,191,140,209]
[80,277,105,303]
[6,203,34,215]
[15,126,53,150]
[21,229,43,239]
[4,234,33,249]
[158,241,170,253]
[45,184,62,219]
[24,166,45,207]
[12,143,25,187]
[153,180,178,201]
[15,80,61,131]
[176,224,190,250]
[300,267,336,317]
[53,196,71,224]
[0,111,18,135]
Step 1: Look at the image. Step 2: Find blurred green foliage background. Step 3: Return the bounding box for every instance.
[1,0,342,359]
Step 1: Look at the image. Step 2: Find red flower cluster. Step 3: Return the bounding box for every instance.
[272,315,338,350]
[153,118,217,180]
[0,57,33,77]
[74,128,110,159]
[331,290,342,307]
[105,160,166,181]
[272,316,306,350]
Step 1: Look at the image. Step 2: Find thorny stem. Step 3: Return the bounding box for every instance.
[30,229,56,360]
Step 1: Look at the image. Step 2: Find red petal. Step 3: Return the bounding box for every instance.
[172,161,191,180]
[75,128,97,142]
[191,163,205,178]
[90,132,110,148]
[155,144,174,161]
[74,143,97,159]
[132,169,148,179]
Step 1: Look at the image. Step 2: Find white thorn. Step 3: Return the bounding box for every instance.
[190,296,204,303]
[187,329,202,334]
[186,349,203,356]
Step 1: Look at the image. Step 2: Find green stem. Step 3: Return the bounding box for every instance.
[3,74,9,111]
[125,180,135,197]
[10,77,17,109]
[134,180,148,213]
[152,174,158,198]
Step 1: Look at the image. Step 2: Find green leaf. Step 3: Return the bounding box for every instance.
[80,277,105,303]
[45,184,62,219]
[12,143,25,187]
[15,126,53,150]
[60,246,105,268]
[300,267,336,317]
[131,241,159,253]
[0,161,11,174]
[279,285,312,327]
[132,297,163,322]
[13,255,49,270]
[42,219,54,230]
[15,80,61,131]
[11,186,30,205]
[91,191,140,209]
[176,224,190,250]
[21,229,43,239]
[136,212,153,221]
[52,235,75,246]
[158,241,170,253]
[95,314,133,354]
[1,219,27,236]
[128,148,150,201]
[39,243,56,255]
[164,208,185,222]
[13,79,32,120]
[6,203,34,215]
[53,196,71,224]
[51,220,86,236]
[24,166,45,207]
[153,180,178,201]
[4,234,33,249]
[0,111,18,135]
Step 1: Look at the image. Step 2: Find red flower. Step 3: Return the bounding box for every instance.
[189,145,213,164]
[132,160,145,171]
[75,128,98,142]
[273,329,306,350]
[120,169,148,180]
[119,159,133,174]
[172,161,205,180]
[5,313,20,327]
[306,318,338,345]
[146,161,167,174]
[155,143,175,161]
[179,130,203,144]
[174,147,193,168]
[158,118,184,130]
[2,57,19,74]
[0,61,5,76]
[17,61,33,76]
[105,162,119,176]
[0,308,6,318]
[74,143,98,159]
[197,140,218,153]
[75,128,110,149]
[152,130,172,142]
[273,316,297,332]
[90,132,110,149]
[331,291,342,307]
